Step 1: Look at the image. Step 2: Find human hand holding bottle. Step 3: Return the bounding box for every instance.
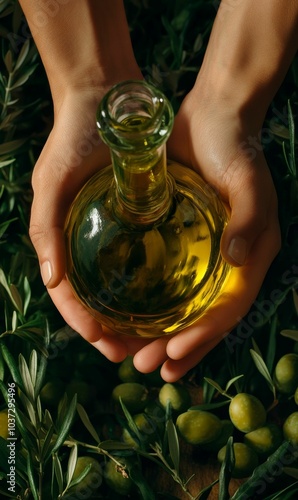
[132,0,298,380]
[20,0,298,380]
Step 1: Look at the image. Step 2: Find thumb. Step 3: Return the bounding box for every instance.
[219,160,280,266]
[29,164,69,289]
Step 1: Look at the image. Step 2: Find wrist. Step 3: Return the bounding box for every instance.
[19,0,142,104]
[191,0,298,127]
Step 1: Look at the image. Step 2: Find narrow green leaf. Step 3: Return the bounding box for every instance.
[14,38,30,71]
[189,400,230,411]
[251,338,262,357]
[29,350,38,387]
[41,422,55,463]
[27,453,39,500]
[197,479,219,499]
[0,218,17,237]
[11,310,17,331]
[225,375,244,392]
[0,139,26,155]
[127,461,156,500]
[51,395,77,454]
[119,398,143,445]
[68,463,92,490]
[218,436,234,500]
[203,377,224,395]
[77,403,101,443]
[4,50,13,72]
[281,329,298,341]
[0,343,23,388]
[19,353,35,402]
[15,407,37,447]
[231,441,296,500]
[34,354,48,398]
[99,440,134,451]
[44,409,55,430]
[250,349,275,394]
[283,467,298,479]
[52,453,64,495]
[293,289,298,316]
[66,444,78,489]
[18,391,36,427]
[288,99,296,177]
[0,158,15,168]
[10,64,38,90]
[23,276,31,315]
[268,481,298,500]
[166,419,180,473]
[9,284,23,313]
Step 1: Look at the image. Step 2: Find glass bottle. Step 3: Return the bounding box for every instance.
[65,80,231,338]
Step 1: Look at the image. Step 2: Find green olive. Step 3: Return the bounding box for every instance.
[112,383,148,413]
[104,459,134,496]
[158,383,191,413]
[244,423,283,457]
[218,442,259,478]
[40,379,65,407]
[118,356,142,383]
[122,412,160,448]
[200,420,234,453]
[0,409,8,439]
[229,393,266,433]
[295,387,298,405]
[274,353,298,395]
[176,410,222,445]
[67,456,102,496]
[66,380,95,406]
[283,411,298,445]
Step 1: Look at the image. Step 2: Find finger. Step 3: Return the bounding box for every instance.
[161,338,220,382]
[166,218,280,361]
[49,280,130,362]
[220,157,280,266]
[91,334,128,363]
[29,107,110,288]
[133,337,169,374]
[48,278,103,343]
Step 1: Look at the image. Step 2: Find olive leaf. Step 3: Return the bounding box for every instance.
[249,348,276,396]
[218,436,234,500]
[0,342,23,389]
[27,457,39,500]
[166,418,180,473]
[77,403,101,444]
[287,99,296,177]
[231,441,295,500]
[67,463,92,491]
[65,444,78,490]
[18,352,35,402]
[51,395,77,455]
[52,453,64,496]
[40,424,55,463]
[281,329,298,341]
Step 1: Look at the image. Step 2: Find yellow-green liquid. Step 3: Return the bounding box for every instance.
[65,161,230,337]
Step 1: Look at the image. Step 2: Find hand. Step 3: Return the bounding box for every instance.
[131,88,281,381]
[29,88,139,361]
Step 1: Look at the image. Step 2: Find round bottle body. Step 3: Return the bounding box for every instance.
[65,160,230,337]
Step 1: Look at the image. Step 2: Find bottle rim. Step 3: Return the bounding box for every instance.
[96,79,174,151]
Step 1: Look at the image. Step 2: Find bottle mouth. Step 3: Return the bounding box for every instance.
[96,80,174,151]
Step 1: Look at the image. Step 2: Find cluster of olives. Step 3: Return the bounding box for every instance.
[111,352,298,482]
[2,350,298,496]
[177,352,298,479]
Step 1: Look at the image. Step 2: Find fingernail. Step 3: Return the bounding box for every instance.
[228,237,247,265]
[40,260,52,286]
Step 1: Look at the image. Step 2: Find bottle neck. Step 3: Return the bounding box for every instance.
[112,144,173,227]
[96,80,175,227]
